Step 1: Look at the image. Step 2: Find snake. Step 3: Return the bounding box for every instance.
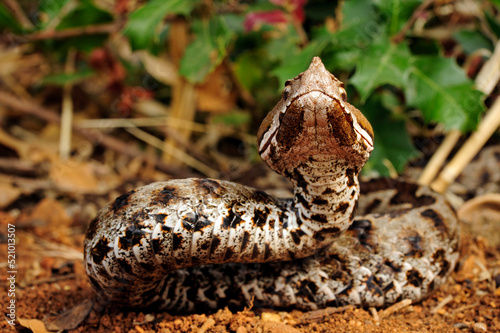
[84,57,460,312]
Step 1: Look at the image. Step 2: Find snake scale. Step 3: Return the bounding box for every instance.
[84,57,460,312]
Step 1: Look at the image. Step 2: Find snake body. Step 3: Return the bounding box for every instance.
[84,58,460,312]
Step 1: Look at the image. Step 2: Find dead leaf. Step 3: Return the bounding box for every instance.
[18,318,51,333]
[50,158,99,193]
[30,198,71,227]
[196,64,237,113]
[44,299,94,331]
[139,51,179,86]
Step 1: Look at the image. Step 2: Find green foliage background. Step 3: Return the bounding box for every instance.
[2,0,497,176]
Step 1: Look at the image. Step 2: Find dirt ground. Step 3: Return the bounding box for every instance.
[1,166,500,333]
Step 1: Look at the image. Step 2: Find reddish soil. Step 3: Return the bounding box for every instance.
[1,198,499,333]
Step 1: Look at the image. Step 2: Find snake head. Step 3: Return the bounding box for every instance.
[257,57,374,176]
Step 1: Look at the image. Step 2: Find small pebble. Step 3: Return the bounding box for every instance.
[261,312,281,322]
[453,322,469,329]
[236,327,247,333]
[144,314,155,323]
[473,322,487,332]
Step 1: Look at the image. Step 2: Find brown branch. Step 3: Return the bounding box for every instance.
[25,23,119,41]
[392,0,435,43]
[0,91,197,178]
[2,0,34,29]
[0,157,41,176]
[299,305,354,323]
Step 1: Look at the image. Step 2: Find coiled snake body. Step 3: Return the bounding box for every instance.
[84,58,460,312]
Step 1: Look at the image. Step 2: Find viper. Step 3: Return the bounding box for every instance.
[84,57,460,312]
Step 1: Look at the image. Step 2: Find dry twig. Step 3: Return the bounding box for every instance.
[430,294,454,314]
[451,302,480,315]
[0,91,196,178]
[25,23,119,41]
[76,117,207,132]
[393,0,435,43]
[125,125,218,178]
[431,97,500,192]
[378,299,412,319]
[2,0,34,29]
[418,130,461,185]
[369,307,379,322]
[59,48,76,160]
[299,305,354,323]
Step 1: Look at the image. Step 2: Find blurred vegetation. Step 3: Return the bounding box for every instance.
[1,0,498,176]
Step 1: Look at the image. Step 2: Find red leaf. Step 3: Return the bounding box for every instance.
[244,10,288,31]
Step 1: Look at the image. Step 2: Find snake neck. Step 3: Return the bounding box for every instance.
[287,158,360,238]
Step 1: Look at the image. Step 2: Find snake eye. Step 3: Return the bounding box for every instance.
[283,85,291,99]
[339,87,347,101]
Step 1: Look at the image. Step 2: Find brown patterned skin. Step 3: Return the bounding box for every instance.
[84,58,459,312]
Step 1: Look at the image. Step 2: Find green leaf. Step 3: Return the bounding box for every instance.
[322,47,363,72]
[405,56,485,131]
[322,0,383,72]
[57,1,113,29]
[490,0,500,9]
[375,0,421,35]
[342,0,376,26]
[40,69,95,86]
[234,52,265,91]
[212,111,251,126]
[179,17,234,83]
[485,11,500,38]
[50,0,113,53]
[332,0,381,48]
[0,3,22,31]
[350,37,412,101]
[454,30,493,54]
[264,31,301,63]
[38,0,71,28]
[123,0,200,50]
[362,93,419,176]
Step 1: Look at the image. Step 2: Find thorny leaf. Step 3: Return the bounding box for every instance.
[350,37,412,101]
[405,56,485,131]
[375,0,421,35]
